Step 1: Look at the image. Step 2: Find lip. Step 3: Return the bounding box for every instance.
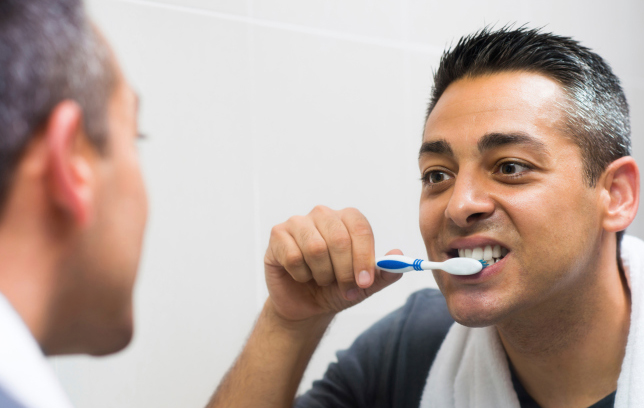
[439,235,511,283]
[446,235,509,252]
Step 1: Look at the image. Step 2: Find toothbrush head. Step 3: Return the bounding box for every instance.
[479,260,489,269]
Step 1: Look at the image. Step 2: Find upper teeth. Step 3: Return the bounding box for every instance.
[458,245,508,265]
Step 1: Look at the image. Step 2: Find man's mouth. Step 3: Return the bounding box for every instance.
[448,245,509,266]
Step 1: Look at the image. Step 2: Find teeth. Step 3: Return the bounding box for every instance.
[483,245,492,260]
[457,244,509,264]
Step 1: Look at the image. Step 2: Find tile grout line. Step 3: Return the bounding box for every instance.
[248,22,266,312]
[109,0,444,55]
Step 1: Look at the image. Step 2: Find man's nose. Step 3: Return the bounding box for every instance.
[444,170,495,228]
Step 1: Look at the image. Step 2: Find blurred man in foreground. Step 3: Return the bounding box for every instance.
[0,1,147,406]
[211,28,639,408]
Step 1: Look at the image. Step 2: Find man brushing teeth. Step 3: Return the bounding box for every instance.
[448,241,509,279]
[211,27,638,408]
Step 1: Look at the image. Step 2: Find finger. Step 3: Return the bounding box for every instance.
[310,206,356,300]
[285,215,335,287]
[267,224,313,283]
[340,208,375,289]
[366,248,403,296]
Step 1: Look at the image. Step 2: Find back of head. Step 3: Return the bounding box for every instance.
[428,26,631,188]
[0,0,115,211]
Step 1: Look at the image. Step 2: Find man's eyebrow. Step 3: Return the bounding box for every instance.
[477,132,548,154]
[418,139,454,159]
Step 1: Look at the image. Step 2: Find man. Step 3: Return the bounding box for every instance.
[210,27,638,407]
[0,0,147,406]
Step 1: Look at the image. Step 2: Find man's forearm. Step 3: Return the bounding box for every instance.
[207,300,334,408]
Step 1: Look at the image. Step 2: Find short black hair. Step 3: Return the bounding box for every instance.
[428,26,631,188]
[0,0,116,208]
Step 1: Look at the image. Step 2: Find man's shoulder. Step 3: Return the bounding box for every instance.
[297,288,454,408]
[354,287,453,347]
[380,288,453,335]
[352,288,455,407]
[387,288,454,360]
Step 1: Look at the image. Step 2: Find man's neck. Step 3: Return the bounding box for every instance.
[497,246,631,408]
[0,214,66,352]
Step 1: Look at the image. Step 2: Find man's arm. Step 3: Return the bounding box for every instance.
[208,301,333,407]
[207,206,401,407]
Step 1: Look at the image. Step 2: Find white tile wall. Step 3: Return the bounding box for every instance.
[251,0,404,41]
[127,0,250,16]
[51,0,644,406]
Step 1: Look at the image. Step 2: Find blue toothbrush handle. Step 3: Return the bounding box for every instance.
[376,255,426,273]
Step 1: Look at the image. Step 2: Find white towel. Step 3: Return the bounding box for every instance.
[420,235,643,408]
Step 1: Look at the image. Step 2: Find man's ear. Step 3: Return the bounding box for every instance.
[601,156,640,233]
[46,100,96,227]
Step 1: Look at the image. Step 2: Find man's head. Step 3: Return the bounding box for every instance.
[418,27,638,327]
[0,0,147,355]
[0,0,115,206]
[427,26,631,188]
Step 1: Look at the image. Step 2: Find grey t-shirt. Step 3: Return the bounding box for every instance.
[295,288,616,408]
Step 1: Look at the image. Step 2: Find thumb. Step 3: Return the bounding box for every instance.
[363,248,403,297]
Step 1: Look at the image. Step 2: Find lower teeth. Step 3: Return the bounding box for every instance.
[483,256,504,265]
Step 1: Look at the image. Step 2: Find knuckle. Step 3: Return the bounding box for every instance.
[351,222,373,238]
[329,231,352,251]
[292,273,311,283]
[284,251,305,270]
[270,224,284,238]
[287,215,306,227]
[342,207,361,216]
[342,208,371,230]
[305,239,328,260]
[311,205,331,216]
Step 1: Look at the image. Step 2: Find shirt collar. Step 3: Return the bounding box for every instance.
[0,291,73,408]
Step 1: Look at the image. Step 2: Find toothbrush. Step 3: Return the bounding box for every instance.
[376,255,488,276]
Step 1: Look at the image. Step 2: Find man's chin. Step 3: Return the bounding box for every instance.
[43,319,134,356]
[444,293,510,328]
[450,311,500,328]
[89,324,134,356]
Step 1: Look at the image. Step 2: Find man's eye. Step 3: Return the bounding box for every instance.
[422,170,453,184]
[499,162,530,175]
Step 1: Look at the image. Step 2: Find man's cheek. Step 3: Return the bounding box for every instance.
[419,215,439,254]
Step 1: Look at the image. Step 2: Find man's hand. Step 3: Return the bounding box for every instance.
[264,205,402,324]
[208,206,402,408]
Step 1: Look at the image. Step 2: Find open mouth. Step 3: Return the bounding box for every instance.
[448,245,509,266]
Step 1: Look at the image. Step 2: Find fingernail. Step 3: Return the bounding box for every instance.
[346,288,359,301]
[358,270,371,287]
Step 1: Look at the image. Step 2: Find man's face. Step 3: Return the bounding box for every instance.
[67,66,148,355]
[419,71,604,327]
